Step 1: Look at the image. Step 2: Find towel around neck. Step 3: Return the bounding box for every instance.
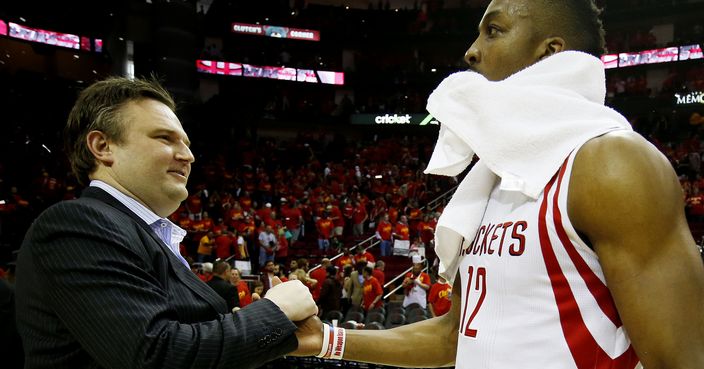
[423,51,632,282]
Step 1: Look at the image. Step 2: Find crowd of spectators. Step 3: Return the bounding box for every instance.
[167,131,454,273]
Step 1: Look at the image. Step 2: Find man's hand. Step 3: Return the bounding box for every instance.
[290,315,324,356]
[265,277,318,321]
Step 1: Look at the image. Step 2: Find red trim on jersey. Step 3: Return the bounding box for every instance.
[538,162,639,369]
[552,159,622,327]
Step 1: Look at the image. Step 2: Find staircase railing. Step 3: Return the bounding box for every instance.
[308,184,458,274]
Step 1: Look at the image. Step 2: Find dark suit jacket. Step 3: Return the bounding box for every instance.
[206,276,239,311]
[15,187,298,369]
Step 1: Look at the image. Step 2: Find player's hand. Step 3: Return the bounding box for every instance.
[290,315,324,356]
[265,277,318,321]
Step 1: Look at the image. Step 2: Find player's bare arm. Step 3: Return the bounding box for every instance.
[292,275,462,367]
[569,131,704,368]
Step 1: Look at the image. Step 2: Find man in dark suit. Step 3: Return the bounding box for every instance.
[206,261,239,312]
[15,77,318,369]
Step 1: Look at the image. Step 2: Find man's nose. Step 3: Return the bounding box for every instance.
[464,42,480,67]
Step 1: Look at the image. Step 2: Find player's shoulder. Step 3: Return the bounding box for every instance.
[572,130,675,189]
[569,130,683,228]
[575,130,667,171]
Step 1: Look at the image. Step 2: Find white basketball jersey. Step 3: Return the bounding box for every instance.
[455,150,641,369]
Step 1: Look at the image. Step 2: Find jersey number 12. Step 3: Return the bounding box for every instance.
[460,265,486,338]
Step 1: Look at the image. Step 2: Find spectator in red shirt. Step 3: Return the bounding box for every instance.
[280,198,303,242]
[352,200,368,237]
[361,266,383,311]
[354,247,375,265]
[428,275,452,317]
[225,201,244,228]
[214,229,234,260]
[417,214,435,246]
[375,213,394,256]
[256,203,273,223]
[686,186,704,222]
[393,215,410,241]
[309,258,330,302]
[328,203,344,238]
[372,260,386,287]
[316,212,334,252]
[229,267,252,308]
[186,191,203,220]
[335,247,354,270]
[388,206,399,224]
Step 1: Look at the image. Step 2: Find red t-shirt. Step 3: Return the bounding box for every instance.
[688,195,704,216]
[214,234,233,260]
[376,221,393,241]
[352,205,367,224]
[257,207,272,222]
[329,206,344,227]
[239,197,253,211]
[178,218,194,231]
[310,267,328,301]
[236,281,252,307]
[193,218,213,233]
[281,206,302,229]
[388,208,399,223]
[354,251,375,264]
[226,208,244,227]
[394,223,410,240]
[187,195,202,214]
[372,268,385,287]
[335,255,354,269]
[362,276,383,311]
[316,218,334,239]
[428,282,452,316]
[418,221,435,244]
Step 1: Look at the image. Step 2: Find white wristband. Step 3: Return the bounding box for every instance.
[329,326,347,360]
[316,323,332,358]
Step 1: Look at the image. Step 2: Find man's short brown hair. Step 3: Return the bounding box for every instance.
[213,261,231,275]
[64,77,175,186]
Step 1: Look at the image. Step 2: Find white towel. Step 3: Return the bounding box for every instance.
[424,51,632,283]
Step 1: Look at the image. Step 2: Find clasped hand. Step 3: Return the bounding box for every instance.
[264,277,323,356]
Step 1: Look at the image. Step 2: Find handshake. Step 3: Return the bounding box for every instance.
[263,277,324,356]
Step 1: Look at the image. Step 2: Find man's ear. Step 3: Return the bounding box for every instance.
[538,37,566,60]
[86,130,115,166]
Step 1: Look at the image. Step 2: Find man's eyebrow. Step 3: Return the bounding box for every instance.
[478,10,500,32]
[152,128,191,147]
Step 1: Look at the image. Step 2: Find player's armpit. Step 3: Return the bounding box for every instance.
[569,132,704,369]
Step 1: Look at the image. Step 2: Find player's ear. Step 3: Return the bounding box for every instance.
[538,37,566,60]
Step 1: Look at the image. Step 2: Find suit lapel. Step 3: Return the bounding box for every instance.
[81,187,228,313]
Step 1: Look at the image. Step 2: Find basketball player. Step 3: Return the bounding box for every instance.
[292,0,704,368]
